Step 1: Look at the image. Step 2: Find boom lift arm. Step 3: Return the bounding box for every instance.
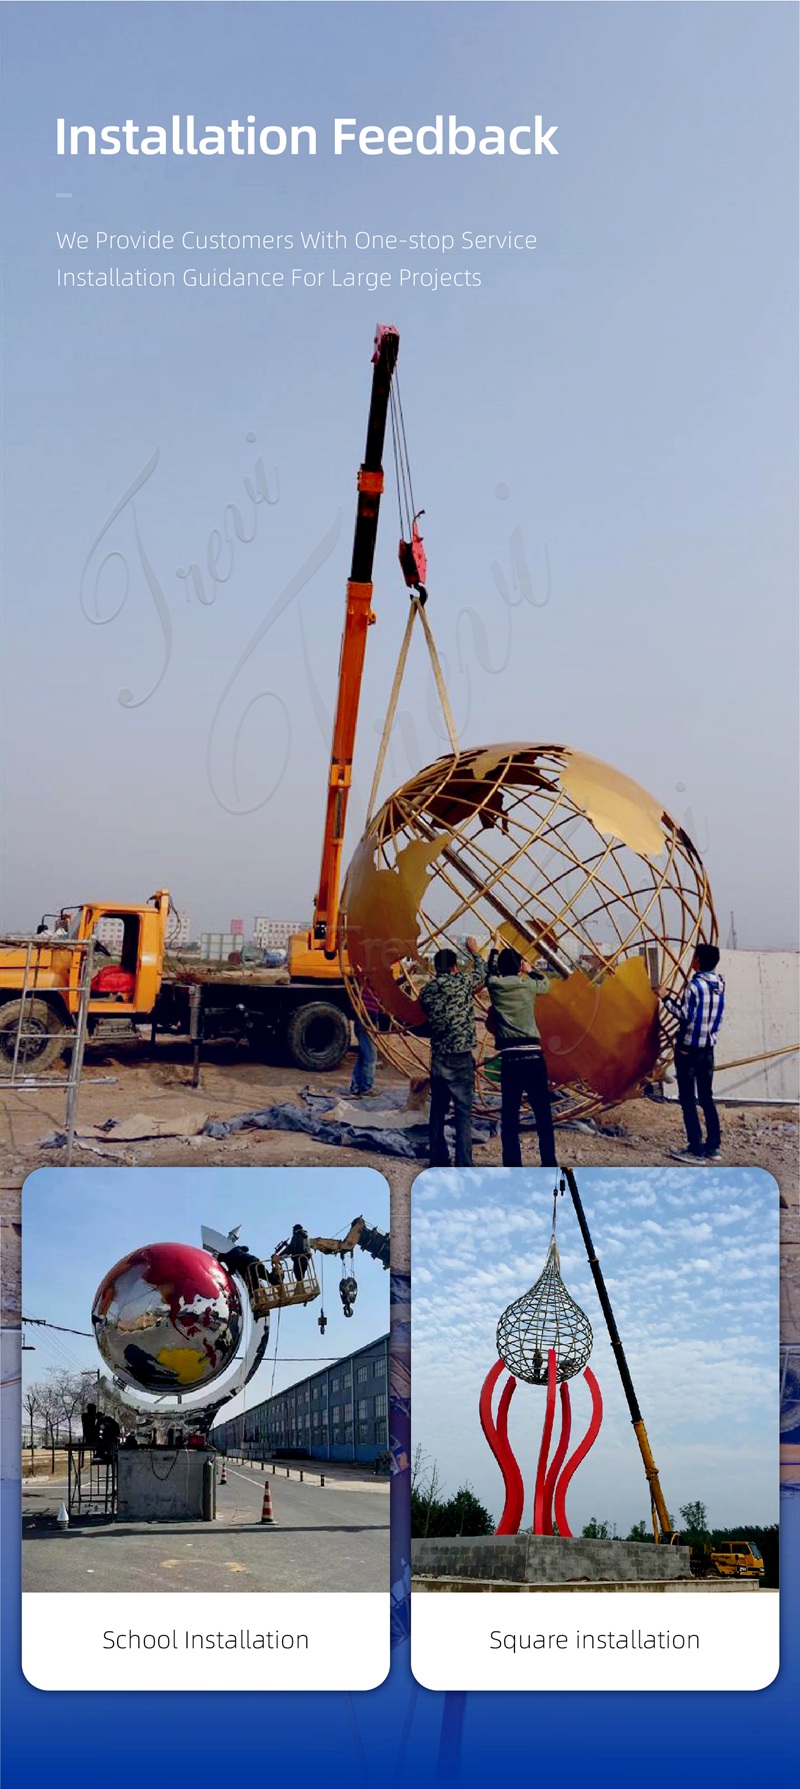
[309,1215,390,1270]
[289,325,401,975]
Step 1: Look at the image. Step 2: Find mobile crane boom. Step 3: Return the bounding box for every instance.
[289,324,400,977]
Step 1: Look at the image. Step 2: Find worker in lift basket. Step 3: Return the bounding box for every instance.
[276,1224,312,1282]
[218,1240,271,1319]
[419,937,486,1167]
[661,943,726,1162]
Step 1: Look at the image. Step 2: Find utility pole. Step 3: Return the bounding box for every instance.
[562,1168,674,1543]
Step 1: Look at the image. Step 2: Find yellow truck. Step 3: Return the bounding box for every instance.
[692,1540,764,1581]
[0,889,352,1074]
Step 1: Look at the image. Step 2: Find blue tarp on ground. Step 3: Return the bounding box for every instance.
[202,1091,498,1159]
[200,1085,608,1158]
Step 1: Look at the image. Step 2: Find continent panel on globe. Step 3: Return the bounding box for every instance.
[91,1242,243,1392]
[341,743,716,1118]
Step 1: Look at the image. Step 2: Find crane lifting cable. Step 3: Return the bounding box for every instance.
[390,373,428,598]
[367,378,459,819]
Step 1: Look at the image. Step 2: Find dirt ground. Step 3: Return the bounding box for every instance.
[2,1034,798,1339]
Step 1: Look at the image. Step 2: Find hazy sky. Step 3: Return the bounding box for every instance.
[22,1165,390,1421]
[2,3,797,945]
[412,1165,779,1534]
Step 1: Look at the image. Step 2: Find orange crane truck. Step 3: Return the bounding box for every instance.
[0,327,403,1077]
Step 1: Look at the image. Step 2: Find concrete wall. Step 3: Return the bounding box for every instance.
[663,949,798,1105]
[117,1448,213,1521]
[412,1534,693,1584]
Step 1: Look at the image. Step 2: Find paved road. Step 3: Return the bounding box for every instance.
[23,1464,389,1594]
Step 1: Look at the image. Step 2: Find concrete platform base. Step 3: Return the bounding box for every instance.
[412,1575,759,1593]
[412,1534,694,1585]
[117,1449,215,1521]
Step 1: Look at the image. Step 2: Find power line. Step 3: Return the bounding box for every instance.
[22,1317,93,1338]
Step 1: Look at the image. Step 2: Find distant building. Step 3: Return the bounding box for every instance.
[96,909,191,951]
[94,916,125,951]
[168,910,192,948]
[199,932,238,961]
[253,915,309,950]
[213,1333,390,1465]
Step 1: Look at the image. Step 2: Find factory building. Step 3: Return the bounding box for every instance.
[253,915,310,949]
[213,1333,390,1465]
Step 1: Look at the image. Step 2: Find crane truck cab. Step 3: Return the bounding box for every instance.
[0,890,170,1070]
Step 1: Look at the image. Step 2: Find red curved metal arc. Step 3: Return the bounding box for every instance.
[553,1367,603,1541]
[533,1348,558,1534]
[478,1358,505,1451]
[541,1381,572,1536]
[495,1373,525,1534]
[479,1359,524,1536]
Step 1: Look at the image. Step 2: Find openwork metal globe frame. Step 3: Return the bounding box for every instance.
[341,742,717,1119]
[496,1237,594,1385]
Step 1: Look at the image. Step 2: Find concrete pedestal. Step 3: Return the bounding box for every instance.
[412,1534,694,1585]
[117,1448,215,1522]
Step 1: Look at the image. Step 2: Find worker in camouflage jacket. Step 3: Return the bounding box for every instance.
[420,937,486,1167]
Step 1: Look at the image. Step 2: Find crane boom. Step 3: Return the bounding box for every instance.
[289,324,400,977]
[563,1168,675,1542]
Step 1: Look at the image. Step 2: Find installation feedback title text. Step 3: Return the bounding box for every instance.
[56,114,558,158]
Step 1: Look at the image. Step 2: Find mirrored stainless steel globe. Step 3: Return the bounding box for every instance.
[91,1242,243,1393]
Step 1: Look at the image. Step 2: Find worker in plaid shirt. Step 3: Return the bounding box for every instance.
[662,943,726,1161]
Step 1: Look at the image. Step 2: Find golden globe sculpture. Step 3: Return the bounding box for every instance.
[341,743,717,1120]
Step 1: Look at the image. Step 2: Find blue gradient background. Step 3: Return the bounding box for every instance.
[4,1486,798,1781]
[4,1265,796,1784]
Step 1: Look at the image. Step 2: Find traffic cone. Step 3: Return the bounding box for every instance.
[260,1482,275,1525]
[56,1502,69,1530]
[220,1460,227,1486]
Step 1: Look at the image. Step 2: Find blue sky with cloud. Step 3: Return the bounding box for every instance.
[412,1165,779,1534]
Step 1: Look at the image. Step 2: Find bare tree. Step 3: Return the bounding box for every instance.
[52,1369,86,1445]
[411,1443,445,1536]
[22,1386,39,1467]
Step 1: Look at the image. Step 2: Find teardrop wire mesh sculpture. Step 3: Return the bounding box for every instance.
[480,1189,603,1537]
[496,1229,593,1385]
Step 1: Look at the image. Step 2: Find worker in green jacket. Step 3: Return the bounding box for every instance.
[486,937,556,1167]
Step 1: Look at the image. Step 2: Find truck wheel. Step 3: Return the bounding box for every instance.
[286,1003,350,1072]
[0,1000,68,1072]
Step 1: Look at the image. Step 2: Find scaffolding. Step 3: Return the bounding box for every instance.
[67,1440,117,1521]
[0,936,95,1164]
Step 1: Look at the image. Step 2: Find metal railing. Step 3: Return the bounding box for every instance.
[0,936,95,1164]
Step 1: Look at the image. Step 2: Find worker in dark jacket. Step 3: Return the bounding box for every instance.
[420,937,486,1166]
[486,939,556,1167]
[276,1224,312,1281]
